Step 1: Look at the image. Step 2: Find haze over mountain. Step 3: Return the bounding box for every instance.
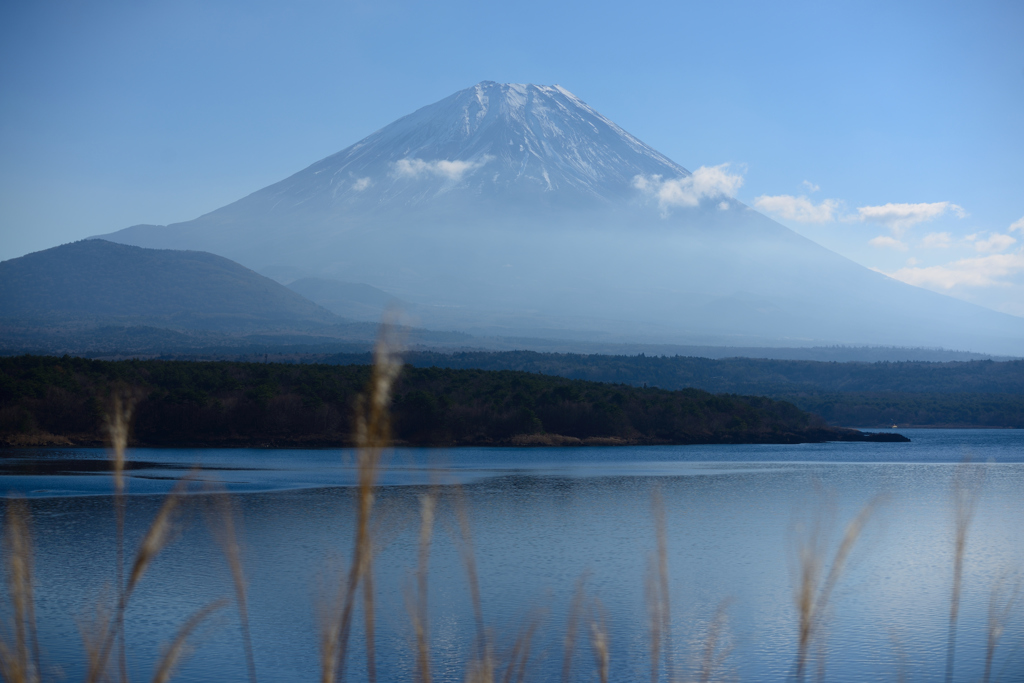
[286,278,404,322]
[100,82,1024,355]
[0,240,338,331]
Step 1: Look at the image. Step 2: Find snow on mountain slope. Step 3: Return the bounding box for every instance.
[99,82,1024,354]
[292,81,687,205]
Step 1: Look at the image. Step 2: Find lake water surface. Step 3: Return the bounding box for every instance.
[2,429,1022,682]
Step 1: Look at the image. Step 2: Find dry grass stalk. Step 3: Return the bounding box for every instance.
[464,653,494,683]
[449,487,495,682]
[86,476,192,683]
[80,597,113,683]
[126,481,188,597]
[0,498,40,683]
[589,601,609,683]
[105,390,136,683]
[696,599,733,683]
[645,557,662,683]
[412,493,436,683]
[560,574,589,683]
[982,570,1020,683]
[203,490,258,683]
[453,489,488,665]
[318,565,346,683]
[105,392,134,498]
[499,611,542,683]
[332,332,402,683]
[150,598,227,683]
[945,463,984,683]
[888,627,908,683]
[793,496,880,683]
[647,490,674,683]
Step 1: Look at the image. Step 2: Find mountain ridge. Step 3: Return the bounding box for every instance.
[98,81,1024,355]
[0,239,339,331]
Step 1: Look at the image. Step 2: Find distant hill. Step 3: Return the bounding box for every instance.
[353,350,1024,394]
[0,240,338,331]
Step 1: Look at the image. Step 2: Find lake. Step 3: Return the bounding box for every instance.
[1,429,1022,682]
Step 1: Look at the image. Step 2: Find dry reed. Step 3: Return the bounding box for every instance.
[945,462,985,683]
[4,323,1018,683]
[792,495,880,683]
[453,487,493,681]
[0,498,40,683]
[647,489,674,683]
[560,574,589,683]
[150,598,227,683]
[589,600,609,683]
[318,565,346,683]
[412,493,435,683]
[203,489,259,683]
[695,598,733,683]
[498,609,542,683]
[328,331,402,683]
[104,390,137,683]
[86,476,192,683]
[646,558,662,683]
[982,571,1020,683]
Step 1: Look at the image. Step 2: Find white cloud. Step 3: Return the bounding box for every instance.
[906,257,918,266]
[753,194,839,223]
[869,235,908,251]
[802,180,820,193]
[352,177,372,192]
[633,164,744,211]
[885,250,1024,290]
[718,201,730,211]
[393,156,492,182]
[856,201,966,236]
[1009,216,1024,234]
[920,232,952,249]
[971,232,1017,254]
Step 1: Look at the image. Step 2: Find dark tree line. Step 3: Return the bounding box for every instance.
[316,350,1024,427]
[0,355,889,447]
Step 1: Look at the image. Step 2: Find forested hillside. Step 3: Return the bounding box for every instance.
[318,351,1024,427]
[0,356,902,447]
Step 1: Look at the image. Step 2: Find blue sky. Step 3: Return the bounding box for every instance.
[2,0,1022,315]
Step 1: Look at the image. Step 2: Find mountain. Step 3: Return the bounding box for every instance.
[286,278,404,322]
[0,240,338,331]
[99,82,1024,355]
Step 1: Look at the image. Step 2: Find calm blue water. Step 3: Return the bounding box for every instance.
[2,429,1022,682]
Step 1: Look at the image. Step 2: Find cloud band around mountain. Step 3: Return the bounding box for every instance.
[633,164,744,210]
[393,156,493,182]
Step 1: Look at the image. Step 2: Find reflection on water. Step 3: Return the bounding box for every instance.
[2,430,1023,682]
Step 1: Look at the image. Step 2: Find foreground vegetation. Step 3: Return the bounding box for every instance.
[0,338,1015,683]
[0,355,902,447]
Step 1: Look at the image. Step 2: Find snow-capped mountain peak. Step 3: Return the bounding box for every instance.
[268,81,690,207]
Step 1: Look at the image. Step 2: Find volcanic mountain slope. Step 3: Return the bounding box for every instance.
[101,82,1024,354]
[0,240,338,331]
[286,277,405,322]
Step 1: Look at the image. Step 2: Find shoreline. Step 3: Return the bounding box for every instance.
[0,427,909,449]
